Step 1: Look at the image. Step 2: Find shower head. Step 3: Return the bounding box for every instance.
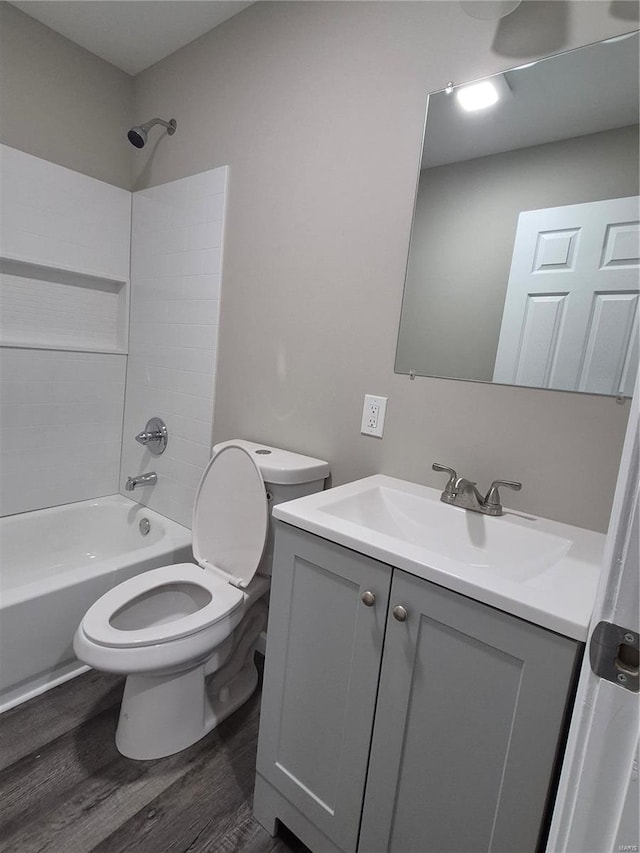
[127,117,177,149]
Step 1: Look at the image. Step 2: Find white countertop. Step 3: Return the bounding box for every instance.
[273,475,605,641]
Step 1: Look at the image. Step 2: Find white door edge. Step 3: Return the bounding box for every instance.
[547,367,639,853]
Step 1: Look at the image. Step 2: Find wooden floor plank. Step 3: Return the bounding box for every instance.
[0,667,307,853]
[238,820,312,853]
[0,705,121,832]
[2,730,222,853]
[93,698,260,853]
[0,671,123,772]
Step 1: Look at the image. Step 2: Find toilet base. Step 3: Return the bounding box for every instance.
[115,654,260,760]
[115,601,267,760]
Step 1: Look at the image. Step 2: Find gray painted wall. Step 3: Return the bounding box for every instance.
[396,125,640,380]
[0,3,133,189]
[1,1,636,531]
[132,1,634,532]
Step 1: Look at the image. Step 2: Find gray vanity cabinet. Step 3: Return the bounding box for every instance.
[254,524,392,853]
[254,523,581,853]
[359,569,580,853]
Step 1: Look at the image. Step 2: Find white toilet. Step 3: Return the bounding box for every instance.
[74,440,329,760]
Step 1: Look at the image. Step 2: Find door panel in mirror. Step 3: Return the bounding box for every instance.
[493,197,639,395]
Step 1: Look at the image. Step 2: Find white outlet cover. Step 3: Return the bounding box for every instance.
[361,394,388,438]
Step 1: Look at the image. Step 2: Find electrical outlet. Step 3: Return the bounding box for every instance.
[361,394,388,437]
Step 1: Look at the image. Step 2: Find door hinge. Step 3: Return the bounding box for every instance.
[589,621,639,692]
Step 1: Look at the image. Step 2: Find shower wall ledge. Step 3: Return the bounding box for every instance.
[0,253,128,288]
[0,253,129,354]
[0,342,128,355]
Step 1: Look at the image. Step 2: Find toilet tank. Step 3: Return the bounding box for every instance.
[212,439,330,577]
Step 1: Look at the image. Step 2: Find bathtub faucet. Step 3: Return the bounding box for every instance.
[125,472,157,491]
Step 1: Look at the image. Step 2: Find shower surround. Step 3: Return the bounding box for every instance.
[0,146,131,516]
[122,167,228,527]
[0,144,228,706]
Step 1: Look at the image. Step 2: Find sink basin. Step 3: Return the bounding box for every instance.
[321,484,572,581]
[272,475,605,640]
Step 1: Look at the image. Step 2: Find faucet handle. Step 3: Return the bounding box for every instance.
[484,479,522,514]
[432,463,458,497]
[134,417,168,456]
[136,430,159,445]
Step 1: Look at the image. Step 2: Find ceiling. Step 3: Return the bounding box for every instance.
[8,1,254,75]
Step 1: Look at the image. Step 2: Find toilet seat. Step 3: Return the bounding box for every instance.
[80,445,269,651]
[82,564,244,648]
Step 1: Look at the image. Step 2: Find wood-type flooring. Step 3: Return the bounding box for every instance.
[0,667,309,853]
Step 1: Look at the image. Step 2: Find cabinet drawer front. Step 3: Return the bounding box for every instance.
[360,570,580,853]
[257,524,391,853]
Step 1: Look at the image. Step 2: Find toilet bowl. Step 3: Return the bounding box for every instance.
[74,440,329,760]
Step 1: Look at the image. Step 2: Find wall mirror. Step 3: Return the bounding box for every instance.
[395,32,639,396]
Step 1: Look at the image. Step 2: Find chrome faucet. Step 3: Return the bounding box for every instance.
[134,417,168,456]
[125,472,157,491]
[432,463,521,516]
[450,477,486,512]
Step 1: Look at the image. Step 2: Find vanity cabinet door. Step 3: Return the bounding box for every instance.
[255,523,392,853]
[359,569,581,853]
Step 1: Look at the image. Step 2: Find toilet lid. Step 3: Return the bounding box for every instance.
[192,444,268,588]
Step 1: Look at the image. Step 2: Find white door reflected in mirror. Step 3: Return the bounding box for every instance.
[493,196,640,395]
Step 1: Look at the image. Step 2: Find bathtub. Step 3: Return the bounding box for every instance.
[0,495,192,713]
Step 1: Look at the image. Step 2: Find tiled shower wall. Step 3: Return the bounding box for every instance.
[119,168,228,527]
[0,350,127,516]
[0,146,131,276]
[0,146,130,517]
[0,148,226,522]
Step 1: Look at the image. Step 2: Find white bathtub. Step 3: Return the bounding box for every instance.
[0,495,192,712]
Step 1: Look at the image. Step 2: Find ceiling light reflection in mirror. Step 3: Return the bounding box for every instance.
[456,75,510,111]
[395,33,640,397]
